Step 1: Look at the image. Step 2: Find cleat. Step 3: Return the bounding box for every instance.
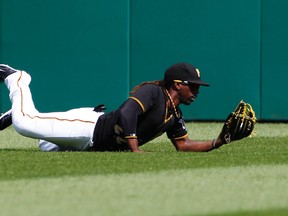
[0,64,18,82]
[0,109,12,130]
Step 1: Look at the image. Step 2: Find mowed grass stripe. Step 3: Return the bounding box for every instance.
[1,122,288,149]
[0,164,287,216]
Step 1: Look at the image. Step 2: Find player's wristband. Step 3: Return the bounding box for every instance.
[125,133,138,139]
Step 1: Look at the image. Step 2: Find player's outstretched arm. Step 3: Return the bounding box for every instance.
[171,136,223,152]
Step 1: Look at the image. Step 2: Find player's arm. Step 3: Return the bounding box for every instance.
[119,84,158,153]
[167,117,223,152]
[171,135,224,152]
[126,138,145,153]
[118,98,145,153]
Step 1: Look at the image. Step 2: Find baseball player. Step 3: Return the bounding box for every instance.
[0,63,254,153]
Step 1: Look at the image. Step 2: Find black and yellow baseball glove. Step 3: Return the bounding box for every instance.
[219,100,256,144]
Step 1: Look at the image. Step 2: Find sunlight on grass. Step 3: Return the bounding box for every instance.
[1,122,288,150]
[0,126,38,149]
[150,122,288,145]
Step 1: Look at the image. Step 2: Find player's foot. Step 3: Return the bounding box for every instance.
[0,109,12,130]
[0,64,18,82]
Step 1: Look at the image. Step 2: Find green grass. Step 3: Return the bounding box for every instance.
[0,122,287,216]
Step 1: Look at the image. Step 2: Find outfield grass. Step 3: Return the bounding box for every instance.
[0,122,287,216]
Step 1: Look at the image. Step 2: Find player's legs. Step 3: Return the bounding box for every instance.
[0,108,87,151]
[4,70,103,151]
[0,109,12,130]
[38,140,68,151]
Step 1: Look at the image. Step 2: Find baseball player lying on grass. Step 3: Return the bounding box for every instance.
[0,63,256,153]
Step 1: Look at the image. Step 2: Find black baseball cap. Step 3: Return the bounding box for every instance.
[164,62,210,86]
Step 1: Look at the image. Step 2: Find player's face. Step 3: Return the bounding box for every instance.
[178,83,200,105]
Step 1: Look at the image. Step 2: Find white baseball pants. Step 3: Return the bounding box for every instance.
[5,71,104,151]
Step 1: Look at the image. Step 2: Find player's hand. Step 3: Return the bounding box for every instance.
[127,138,144,153]
[131,149,146,153]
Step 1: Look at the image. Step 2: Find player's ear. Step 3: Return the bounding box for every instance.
[173,82,181,90]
